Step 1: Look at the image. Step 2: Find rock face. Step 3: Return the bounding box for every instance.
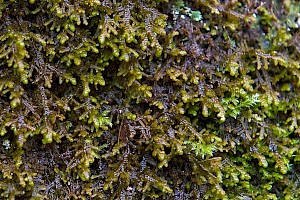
[0,0,299,199]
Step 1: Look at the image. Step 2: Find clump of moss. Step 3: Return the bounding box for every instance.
[0,0,300,199]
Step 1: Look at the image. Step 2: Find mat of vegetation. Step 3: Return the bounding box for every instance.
[0,0,300,199]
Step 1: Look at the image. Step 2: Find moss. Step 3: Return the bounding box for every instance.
[0,0,300,199]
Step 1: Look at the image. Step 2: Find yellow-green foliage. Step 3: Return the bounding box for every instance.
[0,0,300,199]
